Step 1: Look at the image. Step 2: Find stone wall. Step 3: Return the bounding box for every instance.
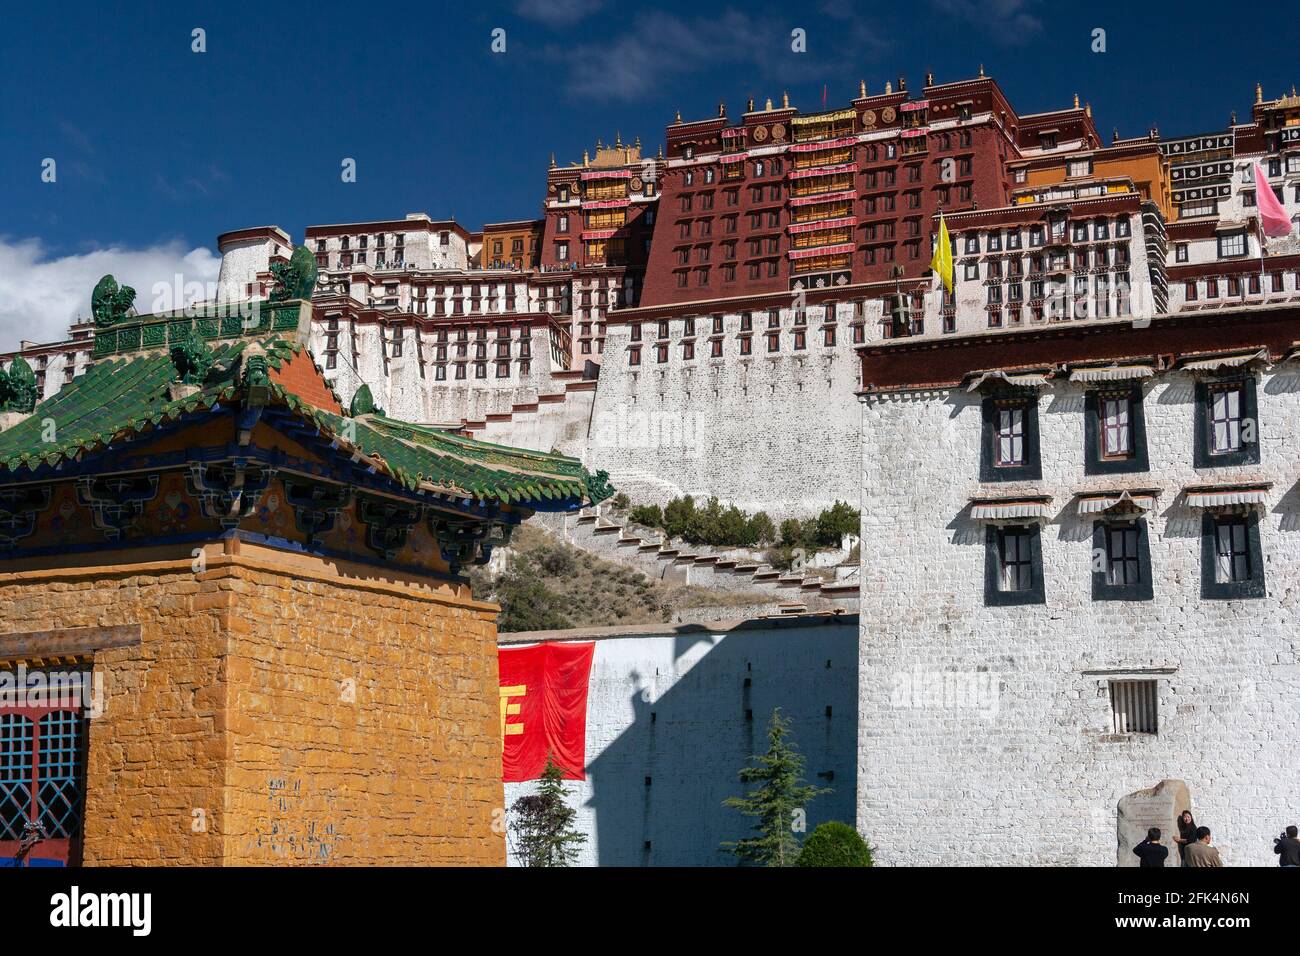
[583,303,869,516]
[856,364,1300,866]
[502,614,858,866]
[0,543,506,866]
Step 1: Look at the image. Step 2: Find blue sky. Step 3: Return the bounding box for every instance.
[1,0,1297,347]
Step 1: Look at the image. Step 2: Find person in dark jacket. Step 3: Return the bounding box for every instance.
[1174,810,1197,866]
[1133,827,1169,867]
[1274,825,1300,867]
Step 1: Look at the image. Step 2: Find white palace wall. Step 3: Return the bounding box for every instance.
[583,302,879,517]
[856,364,1300,866]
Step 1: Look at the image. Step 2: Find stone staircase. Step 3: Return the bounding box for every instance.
[537,506,859,611]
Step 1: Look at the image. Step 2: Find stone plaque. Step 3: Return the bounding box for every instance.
[1117,779,1189,867]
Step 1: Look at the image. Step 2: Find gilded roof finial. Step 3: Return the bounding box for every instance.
[615,131,622,147]
[718,101,726,117]
[747,97,754,112]
[765,96,773,111]
[897,74,906,91]
[885,81,892,95]
[782,90,789,108]
[674,109,682,124]
[549,152,556,168]
[1085,101,1091,117]
[978,64,985,78]
[635,135,641,148]
[926,71,934,87]
[1256,83,1263,103]
[657,144,663,159]
[859,79,866,97]
[1073,92,1080,109]
[583,149,590,167]
[1112,127,1119,144]
[1231,110,1238,125]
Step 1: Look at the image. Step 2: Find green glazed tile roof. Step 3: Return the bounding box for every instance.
[0,336,611,509]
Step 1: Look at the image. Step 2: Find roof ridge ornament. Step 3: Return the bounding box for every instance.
[268,245,318,303]
[92,275,137,328]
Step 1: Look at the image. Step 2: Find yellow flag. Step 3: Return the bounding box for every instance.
[930,214,953,294]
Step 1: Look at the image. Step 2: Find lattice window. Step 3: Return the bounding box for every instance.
[1110,680,1158,734]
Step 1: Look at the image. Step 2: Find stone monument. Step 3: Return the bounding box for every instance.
[1117,779,1190,866]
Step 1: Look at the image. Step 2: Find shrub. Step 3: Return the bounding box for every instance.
[611,492,630,511]
[747,511,776,546]
[629,504,662,528]
[814,500,859,547]
[796,821,874,867]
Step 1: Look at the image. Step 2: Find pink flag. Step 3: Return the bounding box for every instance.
[1254,163,1292,238]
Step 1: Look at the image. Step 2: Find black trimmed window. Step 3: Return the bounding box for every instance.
[980,395,1041,482]
[1201,512,1265,599]
[1091,519,1153,601]
[1084,385,1148,475]
[1193,377,1259,468]
[984,524,1045,606]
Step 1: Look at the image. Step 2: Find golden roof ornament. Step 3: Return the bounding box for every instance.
[674,109,682,124]
[1073,92,1080,109]
[549,152,556,168]
[1256,83,1263,103]
[926,71,934,87]
[1085,102,1092,117]
[718,102,726,117]
[782,90,789,108]
[978,64,985,77]
[765,97,773,111]
[859,79,866,97]
[746,97,754,112]
[583,149,590,167]
[885,81,892,95]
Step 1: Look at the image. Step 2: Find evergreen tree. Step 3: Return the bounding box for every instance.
[722,708,829,866]
[508,754,587,866]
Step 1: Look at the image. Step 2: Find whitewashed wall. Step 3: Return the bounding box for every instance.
[502,615,859,866]
[856,364,1300,866]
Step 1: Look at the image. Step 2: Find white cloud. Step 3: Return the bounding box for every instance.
[514,0,604,27]
[0,237,220,353]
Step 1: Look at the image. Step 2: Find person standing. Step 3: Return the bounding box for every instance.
[1274,825,1300,867]
[1133,827,1169,867]
[1184,826,1223,867]
[1174,810,1197,867]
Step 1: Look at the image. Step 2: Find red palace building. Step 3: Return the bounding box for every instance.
[639,72,1095,308]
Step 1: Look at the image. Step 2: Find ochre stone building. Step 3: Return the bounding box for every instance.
[0,260,610,866]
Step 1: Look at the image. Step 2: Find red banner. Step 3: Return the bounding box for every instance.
[499,642,595,782]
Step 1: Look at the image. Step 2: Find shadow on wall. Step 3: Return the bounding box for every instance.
[583,620,858,866]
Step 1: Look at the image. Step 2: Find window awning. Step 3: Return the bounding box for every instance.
[1076,491,1158,515]
[966,370,1052,392]
[1067,364,1155,383]
[1178,348,1270,372]
[1184,484,1271,508]
[970,497,1053,521]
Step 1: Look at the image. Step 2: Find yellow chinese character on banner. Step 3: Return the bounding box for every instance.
[499,684,526,747]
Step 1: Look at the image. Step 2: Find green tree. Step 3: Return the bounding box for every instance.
[488,556,572,632]
[611,492,630,511]
[722,708,829,866]
[796,821,874,867]
[508,754,588,866]
[629,503,662,529]
[662,495,696,540]
[747,511,776,546]
[778,518,806,549]
[815,501,860,547]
